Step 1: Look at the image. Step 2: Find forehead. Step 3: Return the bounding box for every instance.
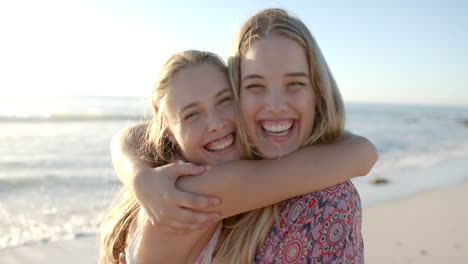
[241,35,308,76]
[166,63,229,111]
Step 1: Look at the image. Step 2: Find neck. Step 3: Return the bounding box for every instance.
[138,220,220,263]
[185,223,220,263]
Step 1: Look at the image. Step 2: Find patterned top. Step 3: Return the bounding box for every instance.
[254,181,363,264]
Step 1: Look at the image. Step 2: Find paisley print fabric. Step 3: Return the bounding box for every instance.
[255,181,363,264]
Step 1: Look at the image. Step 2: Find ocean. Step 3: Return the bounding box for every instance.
[1,96,467,249]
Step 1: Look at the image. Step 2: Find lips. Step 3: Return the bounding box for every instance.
[260,120,294,136]
[204,133,235,152]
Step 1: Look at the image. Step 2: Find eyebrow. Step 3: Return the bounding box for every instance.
[215,87,231,98]
[180,102,198,114]
[285,72,309,78]
[180,87,232,114]
[241,72,309,82]
[241,74,263,82]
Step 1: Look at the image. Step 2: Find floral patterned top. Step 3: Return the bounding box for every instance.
[254,181,363,264]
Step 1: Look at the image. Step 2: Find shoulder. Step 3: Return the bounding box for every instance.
[263,181,362,245]
[277,180,360,219]
[255,181,364,263]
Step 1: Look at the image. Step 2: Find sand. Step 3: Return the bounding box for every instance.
[1,182,467,264]
[363,181,468,264]
[0,237,98,264]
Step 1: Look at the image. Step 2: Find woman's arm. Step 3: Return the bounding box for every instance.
[176,132,378,218]
[110,122,155,188]
[112,123,377,228]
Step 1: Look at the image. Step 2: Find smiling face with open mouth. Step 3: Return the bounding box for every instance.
[240,34,316,159]
[165,62,240,165]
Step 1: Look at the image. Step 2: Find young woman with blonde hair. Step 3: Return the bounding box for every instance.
[103,8,376,264]
[100,50,241,263]
[216,8,366,263]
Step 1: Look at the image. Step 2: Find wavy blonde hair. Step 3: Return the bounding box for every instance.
[99,50,236,264]
[213,8,345,263]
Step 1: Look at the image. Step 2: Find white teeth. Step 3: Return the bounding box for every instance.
[261,121,293,134]
[206,134,234,151]
[264,129,290,136]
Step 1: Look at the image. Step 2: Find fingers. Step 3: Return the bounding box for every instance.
[175,189,220,211]
[158,225,191,235]
[173,206,219,225]
[150,205,218,226]
[163,163,205,180]
[157,225,187,235]
[157,221,213,234]
[135,162,220,233]
[148,206,218,232]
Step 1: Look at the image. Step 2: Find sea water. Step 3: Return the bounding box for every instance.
[0,96,467,249]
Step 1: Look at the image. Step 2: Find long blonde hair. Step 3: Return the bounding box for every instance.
[213,8,346,263]
[99,50,233,264]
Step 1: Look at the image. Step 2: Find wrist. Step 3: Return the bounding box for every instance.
[131,165,154,191]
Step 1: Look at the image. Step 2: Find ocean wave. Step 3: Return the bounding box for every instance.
[0,227,98,250]
[0,175,121,192]
[372,141,468,173]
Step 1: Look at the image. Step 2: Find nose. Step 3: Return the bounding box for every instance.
[265,89,288,114]
[207,109,226,133]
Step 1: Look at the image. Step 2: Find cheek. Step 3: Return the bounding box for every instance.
[176,122,203,147]
[296,91,316,132]
[240,93,259,122]
[240,105,257,133]
[222,104,237,122]
[297,88,316,111]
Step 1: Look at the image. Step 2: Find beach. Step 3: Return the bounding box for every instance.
[0,236,97,264]
[1,180,467,263]
[363,181,468,264]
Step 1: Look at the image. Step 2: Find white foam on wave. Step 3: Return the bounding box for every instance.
[353,144,468,207]
[373,141,468,173]
[0,187,114,250]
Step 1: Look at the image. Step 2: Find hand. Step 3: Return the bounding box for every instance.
[131,162,220,233]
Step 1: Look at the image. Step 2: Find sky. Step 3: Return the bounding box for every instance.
[0,0,467,106]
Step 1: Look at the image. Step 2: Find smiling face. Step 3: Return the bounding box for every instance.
[240,34,316,158]
[164,62,240,165]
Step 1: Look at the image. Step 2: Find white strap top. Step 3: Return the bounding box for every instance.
[124,211,221,264]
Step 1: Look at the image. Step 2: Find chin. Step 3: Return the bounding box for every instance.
[259,147,295,159]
